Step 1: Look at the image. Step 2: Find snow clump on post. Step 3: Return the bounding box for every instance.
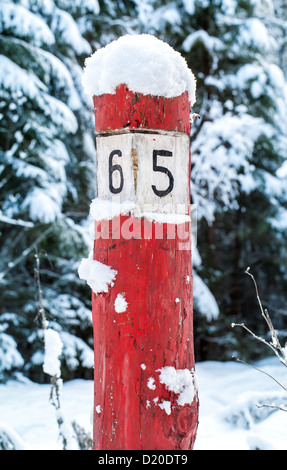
[78,251,117,294]
[81,34,196,105]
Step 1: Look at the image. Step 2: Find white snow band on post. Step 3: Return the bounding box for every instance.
[82,34,199,451]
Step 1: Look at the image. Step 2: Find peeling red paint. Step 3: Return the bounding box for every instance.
[93,85,191,135]
[91,87,198,450]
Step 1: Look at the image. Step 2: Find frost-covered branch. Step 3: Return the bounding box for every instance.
[0,212,34,228]
[34,250,47,329]
[245,267,282,353]
[257,403,287,413]
[34,251,75,450]
[0,424,26,450]
[232,321,286,367]
[232,267,287,414]
[232,267,287,368]
[232,356,287,393]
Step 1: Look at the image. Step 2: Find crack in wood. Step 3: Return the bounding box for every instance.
[131,146,138,194]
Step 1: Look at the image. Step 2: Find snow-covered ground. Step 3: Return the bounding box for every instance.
[195,357,287,450]
[1,357,287,450]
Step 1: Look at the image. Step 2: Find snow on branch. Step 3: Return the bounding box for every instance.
[43,329,63,378]
[34,251,76,450]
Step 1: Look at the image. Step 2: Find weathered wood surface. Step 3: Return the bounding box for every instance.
[92,218,198,450]
[93,84,191,135]
[91,86,198,450]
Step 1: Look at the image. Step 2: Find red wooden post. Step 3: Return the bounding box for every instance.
[81,35,199,450]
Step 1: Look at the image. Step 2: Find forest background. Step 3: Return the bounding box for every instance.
[1,0,287,385]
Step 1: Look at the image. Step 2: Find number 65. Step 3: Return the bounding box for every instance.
[108,148,174,197]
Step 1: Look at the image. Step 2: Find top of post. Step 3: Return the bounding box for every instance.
[82,34,196,104]
[82,34,196,135]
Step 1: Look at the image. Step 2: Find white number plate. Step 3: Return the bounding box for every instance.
[96,132,190,214]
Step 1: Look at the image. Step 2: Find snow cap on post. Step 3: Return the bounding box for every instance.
[81,34,196,135]
[82,34,196,103]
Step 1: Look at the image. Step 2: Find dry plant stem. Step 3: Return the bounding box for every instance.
[50,375,61,410]
[233,356,287,393]
[257,403,287,413]
[50,375,69,450]
[234,356,287,413]
[34,250,46,329]
[34,250,68,450]
[232,322,287,367]
[232,268,287,415]
[245,268,283,353]
[233,268,287,369]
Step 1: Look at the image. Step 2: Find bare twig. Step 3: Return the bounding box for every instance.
[232,355,287,393]
[245,267,283,353]
[257,403,287,413]
[49,375,71,450]
[34,249,47,329]
[232,267,287,369]
[232,267,287,416]
[231,322,287,368]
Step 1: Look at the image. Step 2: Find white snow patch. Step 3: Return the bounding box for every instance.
[22,187,62,224]
[60,332,94,370]
[182,0,195,15]
[183,30,223,56]
[140,211,190,224]
[90,198,190,224]
[114,293,128,313]
[277,161,287,178]
[147,377,156,390]
[158,400,171,415]
[238,18,270,52]
[90,198,135,221]
[51,8,91,55]
[43,329,63,378]
[95,405,101,414]
[2,357,287,450]
[193,272,219,321]
[0,3,55,47]
[141,364,146,370]
[78,251,117,294]
[0,330,24,373]
[157,366,197,406]
[82,34,196,104]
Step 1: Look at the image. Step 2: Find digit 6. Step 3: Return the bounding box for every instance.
[109,150,124,194]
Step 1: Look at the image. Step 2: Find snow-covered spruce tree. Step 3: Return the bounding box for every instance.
[271,0,287,77]
[176,0,287,360]
[0,0,98,382]
[2,0,285,378]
